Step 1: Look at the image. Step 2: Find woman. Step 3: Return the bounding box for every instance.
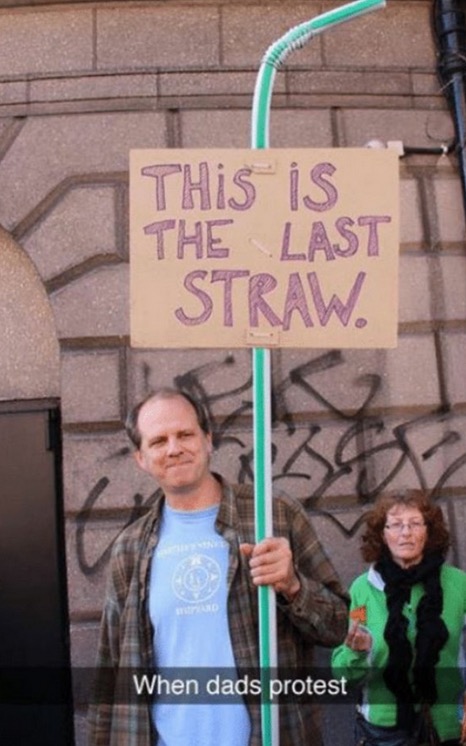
[332,490,466,746]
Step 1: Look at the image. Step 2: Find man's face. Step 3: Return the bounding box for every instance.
[134,395,213,496]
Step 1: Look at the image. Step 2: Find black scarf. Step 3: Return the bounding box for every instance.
[375,551,449,730]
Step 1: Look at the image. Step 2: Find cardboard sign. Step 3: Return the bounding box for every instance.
[130,148,399,349]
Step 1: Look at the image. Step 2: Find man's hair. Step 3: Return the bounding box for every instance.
[125,387,211,449]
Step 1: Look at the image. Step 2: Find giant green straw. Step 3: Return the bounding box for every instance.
[250,1,386,744]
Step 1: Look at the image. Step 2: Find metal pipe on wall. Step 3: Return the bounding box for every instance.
[433,0,466,220]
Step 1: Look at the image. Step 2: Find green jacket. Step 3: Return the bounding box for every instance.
[331,564,466,741]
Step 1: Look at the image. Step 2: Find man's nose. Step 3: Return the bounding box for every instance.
[166,436,182,455]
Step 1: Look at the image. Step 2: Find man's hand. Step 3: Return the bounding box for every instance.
[240,537,301,602]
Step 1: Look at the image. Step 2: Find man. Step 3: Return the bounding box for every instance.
[88,387,348,746]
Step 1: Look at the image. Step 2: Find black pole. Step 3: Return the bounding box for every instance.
[433,0,466,220]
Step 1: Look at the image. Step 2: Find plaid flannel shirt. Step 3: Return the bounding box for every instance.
[88,476,349,746]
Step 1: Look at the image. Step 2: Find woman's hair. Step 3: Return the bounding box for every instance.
[125,387,211,448]
[360,489,450,562]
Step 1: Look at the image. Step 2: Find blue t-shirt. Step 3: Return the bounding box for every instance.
[149,503,251,745]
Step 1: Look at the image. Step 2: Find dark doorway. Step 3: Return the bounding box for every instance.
[0,400,74,745]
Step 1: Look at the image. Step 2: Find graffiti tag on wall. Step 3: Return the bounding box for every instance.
[75,350,466,576]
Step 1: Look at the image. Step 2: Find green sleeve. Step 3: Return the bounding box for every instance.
[330,577,371,685]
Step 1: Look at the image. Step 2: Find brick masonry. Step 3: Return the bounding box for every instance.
[0,2,465,744]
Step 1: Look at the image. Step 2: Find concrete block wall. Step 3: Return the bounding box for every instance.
[0,1,465,743]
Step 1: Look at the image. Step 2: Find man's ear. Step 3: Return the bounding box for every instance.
[135,449,152,476]
[134,449,145,471]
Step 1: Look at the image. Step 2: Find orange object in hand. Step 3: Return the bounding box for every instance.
[350,605,367,625]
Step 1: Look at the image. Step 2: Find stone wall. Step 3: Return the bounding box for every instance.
[0,1,465,744]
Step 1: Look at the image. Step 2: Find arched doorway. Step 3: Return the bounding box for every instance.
[0,228,74,744]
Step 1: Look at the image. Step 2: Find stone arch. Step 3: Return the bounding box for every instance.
[0,226,59,401]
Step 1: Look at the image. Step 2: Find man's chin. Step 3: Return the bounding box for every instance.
[165,478,198,494]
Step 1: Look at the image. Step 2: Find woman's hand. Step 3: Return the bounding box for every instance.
[344,621,372,652]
